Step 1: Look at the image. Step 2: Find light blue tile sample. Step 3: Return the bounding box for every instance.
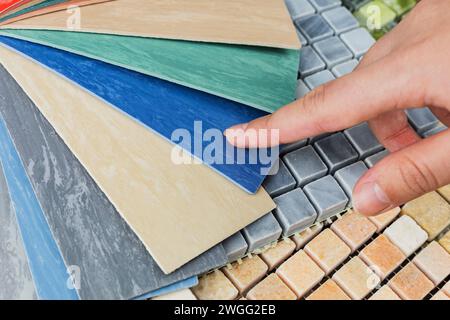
[295,14,334,44]
[0,116,79,300]
[309,0,342,12]
[304,70,336,89]
[0,65,227,300]
[222,232,248,262]
[262,160,296,198]
[299,46,326,77]
[0,36,273,193]
[322,6,359,34]
[242,213,282,252]
[334,161,368,202]
[285,0,316,20]
[406,108,440,134]
[340,27,375,58]
[313,36,353,68]
[331,59,359,77]
[0,162,37,300]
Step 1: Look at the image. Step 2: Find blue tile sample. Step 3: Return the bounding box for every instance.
[0,162,37,300]
[0,36,273,193]
[0,65,227,300]
[133,277,198,300]
[0,116,79,300]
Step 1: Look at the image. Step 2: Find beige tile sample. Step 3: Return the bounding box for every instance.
[401,191,450,240]
[2,0,301,49]
[439,230,450,253]
[0,45,275,274]
[192,270,238,300]
[246,274,297,300]
[368,207,400,232]
[260,239,296,271]
[413,241,450,285]
[369,285,401,300]
[306,279,350,300]
[152,289,197,300]
[388,262,434,300]
[222,256,268,294]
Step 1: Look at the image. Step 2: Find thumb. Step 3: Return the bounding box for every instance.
[225,53,423,148]
[353,129,450,216]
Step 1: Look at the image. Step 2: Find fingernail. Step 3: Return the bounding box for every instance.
[353,181,392,216]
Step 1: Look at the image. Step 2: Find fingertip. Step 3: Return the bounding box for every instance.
[352,180,393,216]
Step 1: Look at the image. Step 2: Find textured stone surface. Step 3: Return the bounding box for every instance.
[332,257,380,300]
[192,270,238,300]
[388,263,434,300]
[413,241,450,285]
[222,256,268,294]
[368,207,400,232]
[439,230,450,253]
[401,192,450,240]
[359,234,406,280]
[306,279,350,300]
[260,239,296,271]
[331,210,376,251]
[304,229,351,274]
[246,274,297,300]
[384,215,428,256]
[291,223,323,250]
[152,289,197,300]
[276,250,325,298]
[369,285,401,300]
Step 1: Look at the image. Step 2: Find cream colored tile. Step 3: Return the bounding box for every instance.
[306,279,350,300]
[332,257,380,300]
[192,270,238,300]
[384,215,428,257]
[413,241,450,285]
[431,290,449,300]
[437,184,450,202]
[388,263,434,300]
[2,0,301,49]
[276,250,325,298]
[0,45,275,274]
[222,256,268,294]
[401,192,450,240]
[246,274,297,300]
[439,230,450,253]
[304,229,351,274]
[260,239,296,271]
[331,210,376,251]
[369,285,401,300]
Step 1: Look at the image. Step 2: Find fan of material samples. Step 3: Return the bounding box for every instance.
[0,0,299,299]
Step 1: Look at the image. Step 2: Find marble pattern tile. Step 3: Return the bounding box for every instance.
[0,36,273,193]
[0,160,37,300]
[0,45,274,274]
[0,29,299,112]
[0,64,228,299]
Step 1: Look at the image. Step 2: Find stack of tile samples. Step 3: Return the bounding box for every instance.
[0,0,307,300]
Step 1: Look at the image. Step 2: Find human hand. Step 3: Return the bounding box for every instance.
[225,0,450,216]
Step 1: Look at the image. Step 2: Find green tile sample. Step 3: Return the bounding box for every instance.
[0,29,300,112]
[354,0,396,30]
[381,0,415,16]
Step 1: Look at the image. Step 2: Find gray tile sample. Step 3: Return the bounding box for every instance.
[340,28,375,58]
[422,125,447,138]
[310,133,331,143]
[364,149,389,168]
[0,162,37,300]
[314,132,358,173]
[295,14,334,44]
[309,0,341,12]
[222,232,248,262]
[299,46,326,77]
[296,79,310,99]
[304,175,349,221]
[322,6,359,34]
[242,213,283,253]
[283,145,328,187]
[313,36,353,68]
[331,59,358,77]
[273,189,318,236]
[334,161,368,202]
[304,70,336,89]
[285,0,316,20]
[279,139,308,155]
[0,65,227,300]
[406,108,440,134]
[344,122,383,158]
[262,160,296,197]
[296,29,308,46]
[342,0,371,12]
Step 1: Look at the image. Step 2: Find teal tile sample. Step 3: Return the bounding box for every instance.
[0,161,37,300]
[0,29,299,113]
[0,64,227,299]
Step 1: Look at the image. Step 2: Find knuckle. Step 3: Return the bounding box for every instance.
[396,155,438,197]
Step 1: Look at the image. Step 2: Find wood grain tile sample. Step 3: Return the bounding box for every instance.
[0,44,275,274]
[0,0,109,23]
[0,66,227,299]
[0,0,24,13]
[0,115,79,300]
[2,0,300,49]
[0,36,273,193]
[0,0,45,17]
[0,29,299,112]
[0,161,37,300]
